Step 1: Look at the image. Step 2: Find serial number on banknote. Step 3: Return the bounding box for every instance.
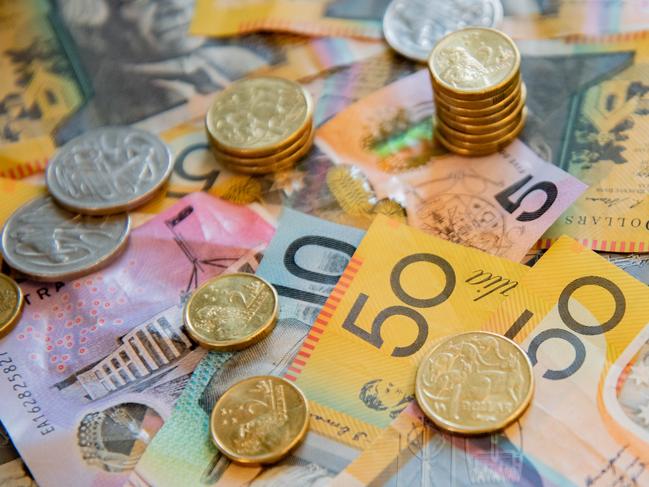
[0,352,55,435]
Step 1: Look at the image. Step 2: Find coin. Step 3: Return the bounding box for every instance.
[0,274,23,337]
[429,27,520,98]
[206,77,313,157]
[0,197,131,282]
[432,74,520,110]
[210,123,314,168]
[46,127,172,215]
[416,331,533,435]
[435,83,525,119]
[210,376,309,464]
[435,110,526,156]
[436,106,527,143]
[439,93,524,134]
[217,127,316,175]
[184,273,278,351]
[383,0,503,62]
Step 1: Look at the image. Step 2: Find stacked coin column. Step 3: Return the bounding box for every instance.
[428,27,527,157]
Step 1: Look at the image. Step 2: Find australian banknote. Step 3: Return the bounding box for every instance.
[336,236,649,486]
[129,209,365,487]
[190,0,384,38]
[515,34,649,252]
[317,69,588,261]
[502,0,649,38]
[0,193,274,487]
[0,0,382,180]
[285,215,528,453]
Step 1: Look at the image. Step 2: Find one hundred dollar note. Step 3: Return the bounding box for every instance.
[129,209,365,487]
[516,34,649,252]
[0,0,382,180]
[317,70,588,261]
[0,193,274,487]
[286,215,528,450]
[335,236,649,486]
[190,0,384,39]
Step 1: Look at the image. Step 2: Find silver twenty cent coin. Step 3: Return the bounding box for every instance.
[383,0,504,62]
[0,196,131,282]
[46,127,172,215]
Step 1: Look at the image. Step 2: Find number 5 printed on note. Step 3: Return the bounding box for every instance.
[483,236,649,485]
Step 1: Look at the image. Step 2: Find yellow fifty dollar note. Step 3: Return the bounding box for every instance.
[483,236,649,483]
[286,215,528,442]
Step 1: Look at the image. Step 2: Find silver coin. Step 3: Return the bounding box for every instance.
[383,0,504,62]
[0,197,131,282]
[46,127,172,215]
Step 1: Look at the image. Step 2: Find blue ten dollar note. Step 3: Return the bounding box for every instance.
[130,209,365,487]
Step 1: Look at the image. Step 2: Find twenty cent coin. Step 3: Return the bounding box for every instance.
[0,274,23,337]
[46,127,173,215]
[184,273,278,351]
[416,331,533,434]
[210,376,309,464]
[383,0,503,62]
[0,196,131,282]
[206,77,313,157]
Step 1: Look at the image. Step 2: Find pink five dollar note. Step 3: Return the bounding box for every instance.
[0,192,274,487]
[317,69,588,262]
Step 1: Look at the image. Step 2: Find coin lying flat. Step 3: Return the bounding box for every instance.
[206,77,313,157]
[46,127,172,215]
[432,75,520,110]
[416,331,533,435]
[429,27,520,97]
[436,105,525,143]
[211,376,309,464]
[184,273,278,351]
[0,274,23,337]
[383,0,503,62]
[434,82,525,120]
[0,196,131,282]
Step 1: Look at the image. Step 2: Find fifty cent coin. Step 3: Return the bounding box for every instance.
[416,331,533,434]
[383,0,503,62]
[211,376,309,464]
[46,127,172,215]
[0,274,24,338]
[0,197,131,282]
[184,273,278,351]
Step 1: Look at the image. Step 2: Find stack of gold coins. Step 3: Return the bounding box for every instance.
[428,27,526,157]
[206,77,314,174]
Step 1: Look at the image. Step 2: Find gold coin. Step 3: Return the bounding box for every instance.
[206,77,313,157]
[437,107,527,144]
[439,94,525,134]
[0,274,23,338]
[435,83,525,119]
[428,27,521,99]
[432,74,520,110]
[210,376,309,464]
[184,273,278,351]
[435,109,527,157]
[209,121,312,166]
[220,126,316,175]
[416,331,534,435]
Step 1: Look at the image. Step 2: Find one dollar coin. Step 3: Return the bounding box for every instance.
[0,274,23,338]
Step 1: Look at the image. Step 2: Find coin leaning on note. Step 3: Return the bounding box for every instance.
[210,376,309,464]
[415,331,534,435]
[0,274,24,338]
[46,127,173,215]
[0,196,131,282]
[205,76,315,174]
[184,273,279,351]
[383,0,504,62]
